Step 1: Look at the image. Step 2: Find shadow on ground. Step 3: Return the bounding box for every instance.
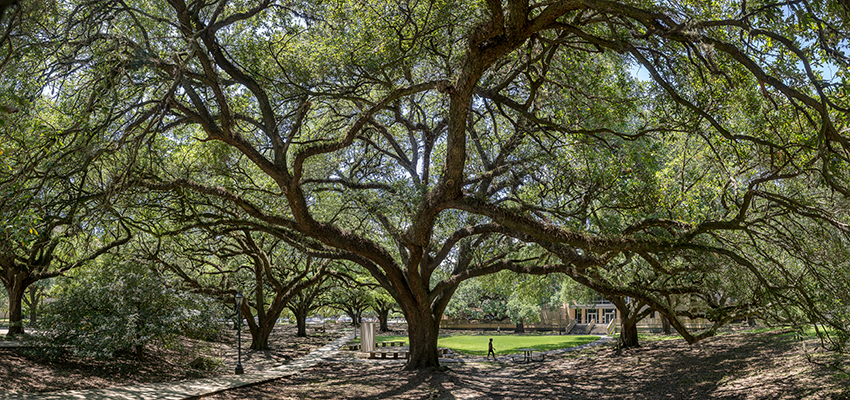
[207,331,849,400]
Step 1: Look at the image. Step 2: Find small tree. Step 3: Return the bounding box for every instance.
[286,275,335,337]
[22,281,49,325]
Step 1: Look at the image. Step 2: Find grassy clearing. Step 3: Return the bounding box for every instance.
[348,335,408,344]
[438,335,599,356]
[349,334,601,356]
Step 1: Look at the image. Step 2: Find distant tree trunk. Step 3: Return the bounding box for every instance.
[134,344,145,359]
[24,286,43,325]
[611,296,647,349]
[132,303,146,359]
[377,308,390,332]
[515,319,525,333]
[294,308,308,337]
[661,316,672,334]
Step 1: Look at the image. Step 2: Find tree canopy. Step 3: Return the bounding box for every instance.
[5,0,849,368]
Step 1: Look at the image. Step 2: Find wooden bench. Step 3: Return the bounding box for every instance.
[367,351,408,359]
[364,348,447,360]
[347,344,360,351]
[376,341,405,347]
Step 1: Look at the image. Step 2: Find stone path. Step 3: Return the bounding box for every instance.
[0,333,354,400]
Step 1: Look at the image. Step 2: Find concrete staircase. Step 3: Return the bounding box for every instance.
[568,323,610,335]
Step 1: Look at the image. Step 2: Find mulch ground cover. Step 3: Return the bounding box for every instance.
[206,330,849,400]
[2,326,848,399]
[0,324,340,393]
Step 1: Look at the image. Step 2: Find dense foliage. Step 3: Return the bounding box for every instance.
[34,260,224,359]
[2,0,848,368]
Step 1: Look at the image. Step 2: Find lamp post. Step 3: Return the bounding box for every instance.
[353,308,358,339]
[235,292,244,375]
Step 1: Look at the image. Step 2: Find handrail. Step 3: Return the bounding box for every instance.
[606,319,616,335]
[585,319,596,334]
[565,319,577,334]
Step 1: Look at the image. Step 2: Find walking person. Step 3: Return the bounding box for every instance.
[487,338,497,361]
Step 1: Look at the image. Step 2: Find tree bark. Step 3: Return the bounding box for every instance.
[3,275,28,336]
[661,316,672,335]
[610,296,644,349]
[250,323,273,350]
[134,344,145,359]
[294,309,308,337]
[404,308,441,370]
[377,308,390,332]
[25,286,42,325]
[243,302,279,350]
[619,319,640,348]
[515,320,525,333]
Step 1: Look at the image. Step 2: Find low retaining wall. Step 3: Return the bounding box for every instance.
[440,322,566,331]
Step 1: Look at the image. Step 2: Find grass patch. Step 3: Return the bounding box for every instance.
[349,334,601,356]
[737,326,792,335]
[348,335,408,344]
[438,335,599,356]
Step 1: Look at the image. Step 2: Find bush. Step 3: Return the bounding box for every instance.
[179,295,226,342]
[34,261,223,359]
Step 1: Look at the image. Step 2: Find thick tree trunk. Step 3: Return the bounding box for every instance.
[403,309,441,370]
[378,308,389,332]
[295,310,307,337]
[4,280,26,336]
[249,323,273,350]
[515,320,525,333]
[244,306,278,350]
[619,319,640,348]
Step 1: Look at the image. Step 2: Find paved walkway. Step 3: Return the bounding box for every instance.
[1,333,354,400]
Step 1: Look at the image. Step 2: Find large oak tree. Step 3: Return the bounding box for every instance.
[44,0,850,368]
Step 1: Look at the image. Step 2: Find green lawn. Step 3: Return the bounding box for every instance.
[348,335,408,344]
[350,334,600,356]
[440,335,599,356]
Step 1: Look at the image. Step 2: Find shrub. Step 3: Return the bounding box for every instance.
[34,261,222,359]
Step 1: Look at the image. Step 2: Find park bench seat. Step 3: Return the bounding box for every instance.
[367,351,409,359]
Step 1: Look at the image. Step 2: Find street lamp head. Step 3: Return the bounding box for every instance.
[235,292,244,301]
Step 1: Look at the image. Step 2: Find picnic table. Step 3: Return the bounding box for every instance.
[517,348,541,362]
